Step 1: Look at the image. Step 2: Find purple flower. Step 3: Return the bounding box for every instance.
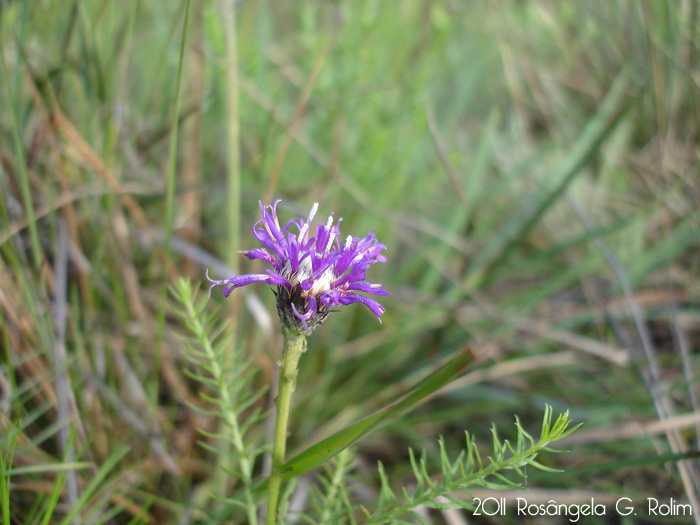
[207,200,389,334]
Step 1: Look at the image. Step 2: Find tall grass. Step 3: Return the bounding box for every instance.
[1,0,698,522]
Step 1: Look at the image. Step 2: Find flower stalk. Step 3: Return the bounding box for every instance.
[266,328,307,525]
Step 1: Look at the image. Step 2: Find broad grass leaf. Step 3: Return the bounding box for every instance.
[282,348,476,479]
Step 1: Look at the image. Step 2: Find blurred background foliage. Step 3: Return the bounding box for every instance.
[1,0,699,522]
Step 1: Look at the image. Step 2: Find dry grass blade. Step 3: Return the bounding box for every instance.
[445,351,578,393]
[51,219,80,515]
[565,412,700,445]
[50,109,152,232]
[515,323,629,366]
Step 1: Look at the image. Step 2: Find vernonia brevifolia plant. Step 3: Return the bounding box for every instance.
[208,200,389,524]
[177,200,580,524]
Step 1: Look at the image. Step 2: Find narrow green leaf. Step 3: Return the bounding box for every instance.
[445,493,472,509]
[423,499,463,510]
[438,437,451,483]
[527,459,563,473]
[7,462,93,476]
[282,348,475,479]
[408,448,423,488]
[420,457,434,489]
[408,511,429,525]
[377,461,397,509]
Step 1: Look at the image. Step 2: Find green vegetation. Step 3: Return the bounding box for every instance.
[1,1,698,523]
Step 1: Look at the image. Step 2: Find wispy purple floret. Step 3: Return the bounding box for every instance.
[207,200,389,334]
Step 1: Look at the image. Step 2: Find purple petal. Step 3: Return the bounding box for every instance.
[338,293,386,320]
[252,223,288,262]
[315,219,332,254]
[346,282,390,296]
[260,200,292,244]
[206,270,274,298]
[332,268,367,288]
[318,290,341,307]
[366,243,387,261]
[307,296,318,319]
[244,248,278,268]
[291,296,317,334]
[311,257,335,279]
[265,270,292,288]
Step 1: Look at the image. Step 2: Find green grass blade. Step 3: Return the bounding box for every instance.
[0,427,18,525]
[566,451,700,475]
[40,428,77,525]
[154,0,192,400]
[57,447,129,525]
[7,461,93,476]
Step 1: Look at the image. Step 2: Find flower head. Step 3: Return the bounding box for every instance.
[207,200,389,334]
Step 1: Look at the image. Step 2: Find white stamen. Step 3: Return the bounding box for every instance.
[325,214,333,228]
[309,265,336,296]
[291,257,313,282]
[299,203,319,241]
[308,202,319,223]
[327,233,336,252]
[344,235,353,249]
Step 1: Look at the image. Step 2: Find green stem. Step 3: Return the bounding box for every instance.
[155,0,191,401]
[266,329,307,525]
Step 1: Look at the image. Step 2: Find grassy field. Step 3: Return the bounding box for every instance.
[1,0,699,523]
